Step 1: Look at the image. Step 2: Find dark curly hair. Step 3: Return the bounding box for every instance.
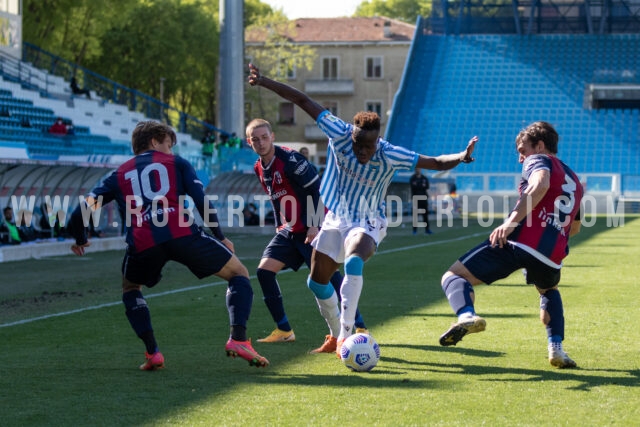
[352,111,380,132]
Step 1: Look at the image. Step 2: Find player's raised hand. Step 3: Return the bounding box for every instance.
[248,63,262,86]
[462,136,478,163]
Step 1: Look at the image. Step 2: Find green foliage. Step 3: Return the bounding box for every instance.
[244,0,275,26]
[22,0,225,123]
[355,0,432,23]
[82,0,219,122]
[1,217,639,425]
[245,11,316,124]
[22,0,136,64]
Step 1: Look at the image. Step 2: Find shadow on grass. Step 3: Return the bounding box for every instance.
[3,217,638,424]
[403,312,532,319]
[381,343,640,391]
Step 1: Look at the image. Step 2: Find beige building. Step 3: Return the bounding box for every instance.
[246,16,415,164]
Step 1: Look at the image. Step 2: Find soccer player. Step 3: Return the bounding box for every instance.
[66,120,269,370]
[438,121,583,368]
[246,118,368,352]
[248,63,477,357]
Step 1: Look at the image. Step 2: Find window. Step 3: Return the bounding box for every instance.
[0,0,20,14]
[277,60,296,80]
[365,57,383,79]
[278,102,294,125]
[365,101,383,118]
[322,57,338,80]
[323,101,338,116]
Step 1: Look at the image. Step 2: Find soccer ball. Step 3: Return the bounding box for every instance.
[340,333,380,372]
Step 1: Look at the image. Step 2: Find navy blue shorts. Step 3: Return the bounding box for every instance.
[262,229,311,272]
[459,239,561,289]
[122,231,233,288]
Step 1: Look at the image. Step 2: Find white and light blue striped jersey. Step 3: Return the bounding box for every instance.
[316,111,418,223]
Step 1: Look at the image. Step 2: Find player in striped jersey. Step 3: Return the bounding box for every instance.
[67,121,269,370]
[438,121,583,368]
[248,63,477,356]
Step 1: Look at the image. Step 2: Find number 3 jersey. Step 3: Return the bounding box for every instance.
[254,145,320,233]
[510,154,583,267]
[69,151,223,253]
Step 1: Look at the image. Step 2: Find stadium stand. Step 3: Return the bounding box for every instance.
[0,47,217,163]
[0,45,260,177]
[387,6,640,201]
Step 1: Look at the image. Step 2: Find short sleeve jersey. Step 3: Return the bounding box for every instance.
[316,111,418,222]
[88,151,212,253]
[510,154,583,267]
[254,145,320,233]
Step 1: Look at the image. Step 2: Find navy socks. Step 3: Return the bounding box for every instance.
[227,276,253,341]
[540,288,565,342]
[122,290,157,354]
[257,268,292,331]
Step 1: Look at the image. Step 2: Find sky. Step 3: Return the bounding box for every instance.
[259,0,364,19]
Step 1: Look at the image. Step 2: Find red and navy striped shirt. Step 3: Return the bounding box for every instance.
[69,151,223,253]
[510,154,583,267]
[254,146,320,233]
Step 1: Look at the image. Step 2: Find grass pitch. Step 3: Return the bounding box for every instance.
[1,216,639,426]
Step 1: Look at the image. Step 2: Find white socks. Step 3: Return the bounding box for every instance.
[338,275,363,340]
[315,291,341,337]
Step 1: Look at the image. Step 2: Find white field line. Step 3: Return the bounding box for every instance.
[0,231,485,328]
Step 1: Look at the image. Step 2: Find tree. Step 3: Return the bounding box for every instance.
[84,0,218,123]
[244,0,274,27]
[22,0,289,130]
[244,10,316,125]
[355,0,432,24]
[23,0,136,65]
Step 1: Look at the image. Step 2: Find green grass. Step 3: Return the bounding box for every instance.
[1,216,639,426]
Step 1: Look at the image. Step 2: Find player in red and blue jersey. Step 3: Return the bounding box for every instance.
[439,121,583,368]
[67,120,269,370]
[246,118,367,353]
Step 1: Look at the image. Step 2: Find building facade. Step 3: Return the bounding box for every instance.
[246,17,415,164]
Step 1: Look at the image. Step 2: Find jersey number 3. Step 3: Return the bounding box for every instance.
[554,173,577,216]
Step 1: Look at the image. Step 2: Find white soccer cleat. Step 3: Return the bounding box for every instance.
[548,342,577,368]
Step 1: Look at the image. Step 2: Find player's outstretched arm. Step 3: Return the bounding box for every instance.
[416,136,478,171]
[248,63,325,121]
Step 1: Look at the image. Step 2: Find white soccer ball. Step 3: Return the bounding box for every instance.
[340,333,380,372]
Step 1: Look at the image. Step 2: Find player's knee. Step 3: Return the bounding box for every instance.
[441,271,455,288]
[256,268,275,281]
[122,278,142,293]
[307,276,334,299]
[225,256,249,277]
[344,255,364,275]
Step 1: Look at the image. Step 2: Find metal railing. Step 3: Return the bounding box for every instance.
[19,42,230,143]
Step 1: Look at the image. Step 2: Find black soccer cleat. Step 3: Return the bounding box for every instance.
[439,316,486,346]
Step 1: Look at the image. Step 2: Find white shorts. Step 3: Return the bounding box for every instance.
[311,211,388,263]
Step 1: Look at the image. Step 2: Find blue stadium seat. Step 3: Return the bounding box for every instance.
[0,88,134,158]
[387,33,640,193]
